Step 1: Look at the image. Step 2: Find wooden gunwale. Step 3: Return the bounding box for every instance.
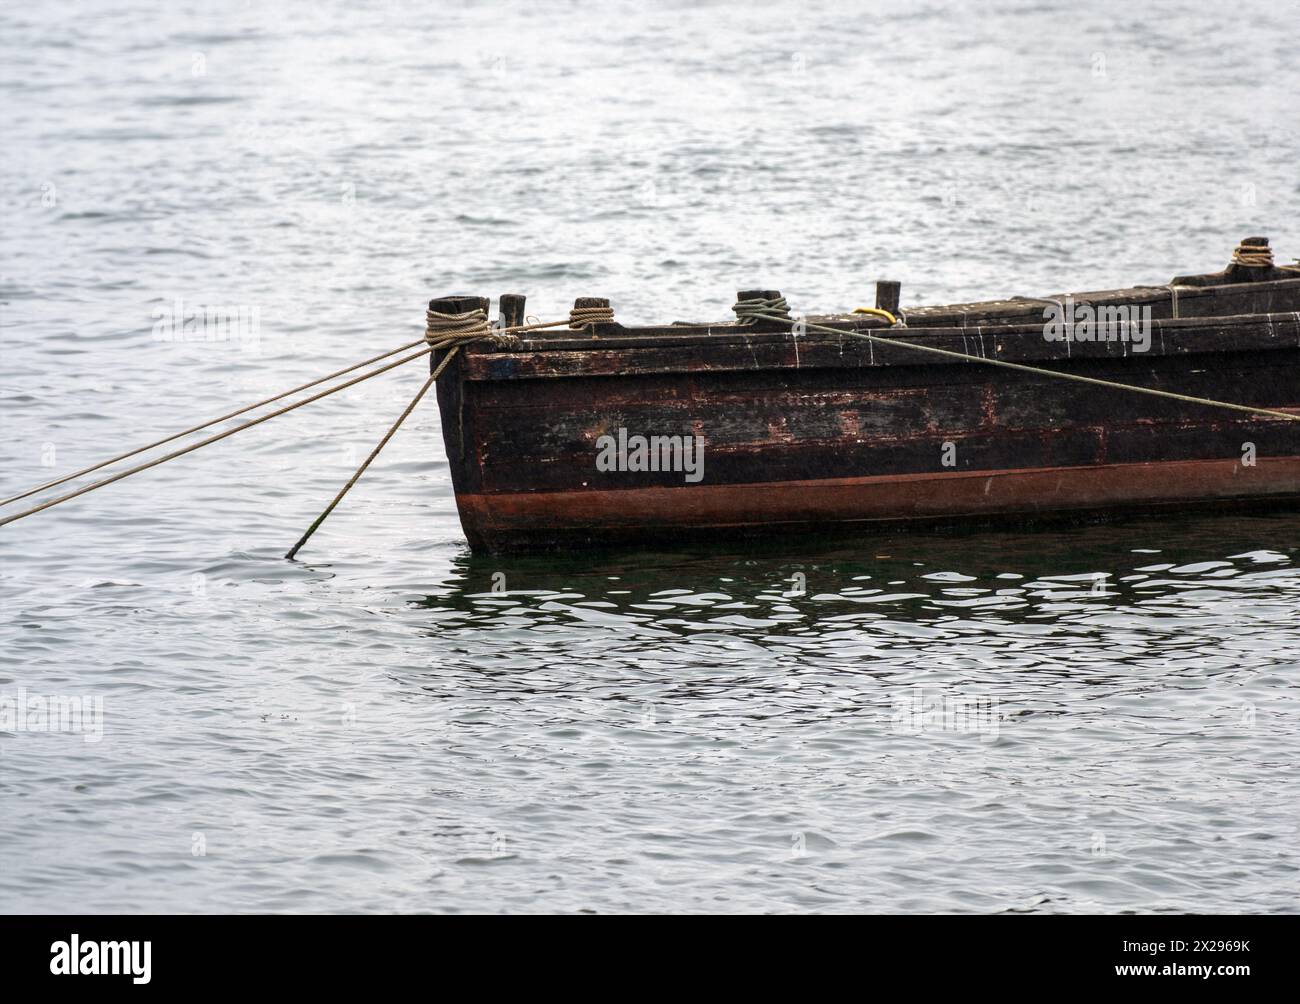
[457,311,1300,382]
[458,277,1300,357]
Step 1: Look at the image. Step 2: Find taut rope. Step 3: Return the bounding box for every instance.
[0,308,564,531]
[734,304,1300,424]
[284,353,449,560]
[286,307,508,558]
[0,346,435,529]
[0,338,431,509]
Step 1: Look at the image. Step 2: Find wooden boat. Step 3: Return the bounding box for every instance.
[431,237,1300,553]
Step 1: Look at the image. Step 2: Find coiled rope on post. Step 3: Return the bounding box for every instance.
[732,302,1300,424]
[1224,243,1299,273]
[426,307,510,346]
[1232,243,1274,268]
[733,296,791,324]
[568,305,615,328]
[420,307,521,384]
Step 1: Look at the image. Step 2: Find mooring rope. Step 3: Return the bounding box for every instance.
[426,307,510,344]
[0,310,576,527]
[0,338,431,509]
[285,308,508,557]
[0,346,437,529]
[428,312,578,340]
[737,306,1300,423]
[284,346,462,559]
[568,305,615,328]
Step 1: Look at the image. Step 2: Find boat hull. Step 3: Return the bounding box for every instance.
[434,303,1300,553]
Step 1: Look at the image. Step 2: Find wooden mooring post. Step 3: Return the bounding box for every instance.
[876,280,901,315]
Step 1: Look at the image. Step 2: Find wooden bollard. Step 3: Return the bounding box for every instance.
[736,288,789,331]
[569,297,614,331]
[875,280,901,315]
[428,294,489,317]
[1225,236,1274,282]
[1172,236,1281,287]
[427,294,488,372]
[499,293,526,329]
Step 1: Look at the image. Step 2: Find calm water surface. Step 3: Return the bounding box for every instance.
[1,0,1297,913]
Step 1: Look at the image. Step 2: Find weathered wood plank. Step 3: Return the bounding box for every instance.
[463,313,1300,381]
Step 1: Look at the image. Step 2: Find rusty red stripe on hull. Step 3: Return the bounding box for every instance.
[455,457,1300,551]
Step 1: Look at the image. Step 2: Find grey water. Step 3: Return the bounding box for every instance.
[1,0,1297,913]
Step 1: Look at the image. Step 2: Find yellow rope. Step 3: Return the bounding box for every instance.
[852,306,899,325]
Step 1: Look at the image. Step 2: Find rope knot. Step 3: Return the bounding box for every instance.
[568,305,615,329]
[732,296,791,324]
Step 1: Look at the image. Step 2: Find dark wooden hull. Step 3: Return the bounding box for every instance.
[434,278,1300,553]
